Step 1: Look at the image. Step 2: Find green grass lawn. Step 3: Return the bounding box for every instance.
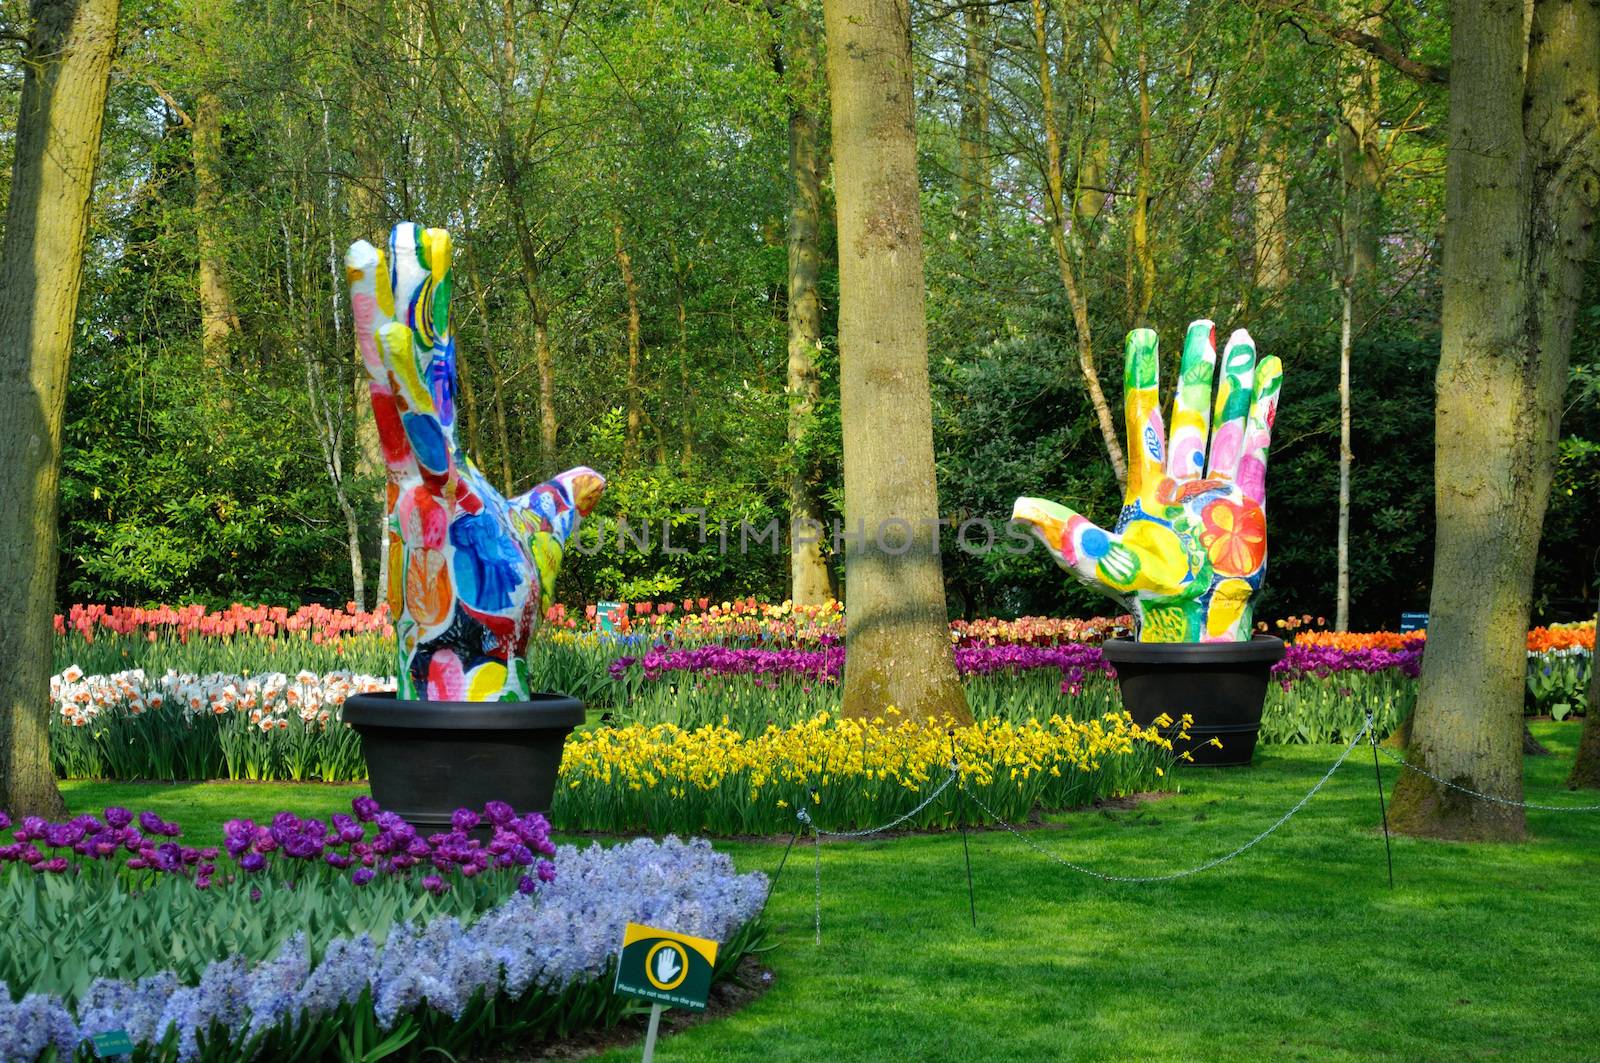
[63,723,1600,1061]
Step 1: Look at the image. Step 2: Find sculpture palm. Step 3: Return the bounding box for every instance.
[345,223,604,700]
[1014,320,1282,642]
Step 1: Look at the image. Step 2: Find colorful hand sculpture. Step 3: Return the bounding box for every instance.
[345,222,605,700]
[1014,321,1282,642]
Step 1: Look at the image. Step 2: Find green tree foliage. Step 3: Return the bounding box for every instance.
[38,0,1600,628]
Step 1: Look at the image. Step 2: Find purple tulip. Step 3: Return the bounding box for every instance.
[517,874,537,894]
[0,811,10,831]
[483,800,515,826]
[451,808,481,833]
[351,867,376,886]
[103,806,132,829]
[240,852,267,873]
[421,874,449,895]
[536,860,556,883]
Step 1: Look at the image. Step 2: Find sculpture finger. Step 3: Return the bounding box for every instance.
[1237,355,1283,506]
[379,322,454,496]
[1165,319,1216,481]
[388,223,458,437]
[1205,328,1256,482]
[345,239,396,386]
[509,466,609,613]
[1012,496,1130,590]
[1122,328,1166,504]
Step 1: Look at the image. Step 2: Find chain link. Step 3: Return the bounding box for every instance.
[795,767,960,838]
[961,721,1371,883]
[1374,742,1600,812]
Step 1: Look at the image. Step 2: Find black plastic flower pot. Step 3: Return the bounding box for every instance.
[341,692,586,831]
[1101,635,1286,768]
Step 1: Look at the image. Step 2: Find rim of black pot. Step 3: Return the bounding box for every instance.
[341,690,586,730]
[1100,633,1286,665]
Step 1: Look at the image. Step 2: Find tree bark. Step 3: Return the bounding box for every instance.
[0,0,121,817]
[1335,0,1383,298]
[1567,603,1600,788]
[1073,9,1118,224]
[1390,0,1599,841]
[1336,280,1352,630]
[823,0,970,724]
[956,4,990,226]
[613,216,644,468]
[1252,117,1290,293]
[194,88,241,376]
[785,1,831,606]
[1032,0,1126,487]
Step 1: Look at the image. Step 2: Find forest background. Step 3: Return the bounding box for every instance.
[9,0,1596,628]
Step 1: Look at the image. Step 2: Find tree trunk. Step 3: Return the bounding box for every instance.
[1252,117,1289,293]
[956,5,990,226]
[194,88,240,376]
[613,217,643,468]
[0,0,120,818]
[1390,0,1599,841]
[1073,10,1118,224]
[1336,280,1352,630]
[1032,0,1126,487]
[1567,602,1600,789]
[785,1,831,606]
[1126,11,1153,328]
[822,0,970,724]
[534,312,558,466]
[1335,0,1383,298]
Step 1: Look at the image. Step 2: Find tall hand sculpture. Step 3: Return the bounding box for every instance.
[1014,321,1282,642]
[345,223,605,701]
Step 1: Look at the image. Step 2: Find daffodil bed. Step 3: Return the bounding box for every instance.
[550,710,1180,836]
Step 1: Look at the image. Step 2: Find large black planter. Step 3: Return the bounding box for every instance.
[341,692,585,831]
[1101,636,1285,767]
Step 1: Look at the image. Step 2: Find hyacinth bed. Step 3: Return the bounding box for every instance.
[0,792,768,1062]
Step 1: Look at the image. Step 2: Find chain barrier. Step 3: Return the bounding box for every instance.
[794,767,960,838]
[1374,742,1600,812]
[960,720,1372,883]
[795,766,960,944]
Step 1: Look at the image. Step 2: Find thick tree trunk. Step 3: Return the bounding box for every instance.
[1567,603,1600,789]
[956,5,990,226]
[614,217,643,468]
[0,0,120,817]
[1336,281,1352,630]
[1073,11,1118,224]
[194,88,240,375]
[1390,0,1598,840]
[1335,0,1383,297]
[1126,18,1153,328]
[1032,0,1126,487]
[822,0,969,724]
[1252,115,1289,293]
[785,2,831,606]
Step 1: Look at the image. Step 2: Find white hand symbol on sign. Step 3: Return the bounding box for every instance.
[654,946,683,985]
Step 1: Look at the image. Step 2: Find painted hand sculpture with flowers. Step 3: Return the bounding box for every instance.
[1014,320,1282,642]
[345,223,605,700]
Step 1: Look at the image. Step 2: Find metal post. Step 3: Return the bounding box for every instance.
[951,730,976,927]
[762,824,803,911]
[641,1002,664,1063]
[1367,711,1395,888]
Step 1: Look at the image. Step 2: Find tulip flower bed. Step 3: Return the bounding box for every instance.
[551,710,1179,836]
[0,796,767,1062]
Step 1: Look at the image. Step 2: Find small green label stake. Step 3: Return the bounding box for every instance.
[614,922,720,1061]
[90,1030,135,1058]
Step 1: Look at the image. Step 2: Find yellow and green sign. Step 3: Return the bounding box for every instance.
[614,922,719,1011]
